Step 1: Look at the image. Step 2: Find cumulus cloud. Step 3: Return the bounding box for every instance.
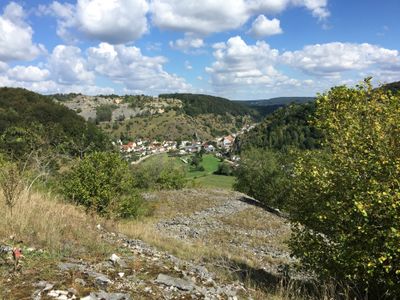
[169,34,205,53]
[295,0,330,20]
[42,0,149,44]
[0,2,45,62]
[48,45,95,84]
[0,62,8,73]
[87,43,191,94]
[206,36,293,92]
[248,15,283,38]
[151,0,250,35]
[151,0,329,35]
[7,66,50,82]
[282,42,400,76]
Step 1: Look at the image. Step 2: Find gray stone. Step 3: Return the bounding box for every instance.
[109,253,127,268]
[81,291,131,300]
[34,281,54,291]
[95,275,112,287]
[58,262,85,272]
[155,274,196,291]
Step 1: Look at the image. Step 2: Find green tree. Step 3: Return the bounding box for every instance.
[289,79,400,297]
[62,152,145,218]
[234,148,291,209]
[132,159,186,190]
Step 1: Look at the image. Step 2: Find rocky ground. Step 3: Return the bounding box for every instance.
[0,189,300,299]
[155,193,293,275]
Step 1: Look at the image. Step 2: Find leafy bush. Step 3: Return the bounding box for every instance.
[234,148,291,209]
[96,104,115,122]
[62,152,146,218]
[289,79,400,297]
[132,159,186,190]
[214,162,234,176]
[113,193,150,219]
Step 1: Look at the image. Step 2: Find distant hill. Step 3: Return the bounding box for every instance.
[0,87,109,157]
[159,93,257,117]
[237,97,315,107]
[380,81,400,93]
[235,97,315,117]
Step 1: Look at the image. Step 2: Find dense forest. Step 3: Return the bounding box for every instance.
[234,102,322,153]
[159,93,257,117]
[0,87,109,158]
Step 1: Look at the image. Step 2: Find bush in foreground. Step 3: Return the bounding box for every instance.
[289,79,400,297]
[62,152,146,219]
[132,159,186,190]
[234,148,291,209]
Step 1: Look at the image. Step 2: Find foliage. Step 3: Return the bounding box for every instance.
[0,87,110,158]
[159,93,257,117]
[0,159,25,216]
[214,162,234,176]
[112,193,150,219]
[235,102,322,153]
[234,148,291,209]
[62,152,145,218]
[132,159,186,190]
[96,104,115,122]
[288,79,400,297]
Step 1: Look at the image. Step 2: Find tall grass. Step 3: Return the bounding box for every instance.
[0,190,110,257]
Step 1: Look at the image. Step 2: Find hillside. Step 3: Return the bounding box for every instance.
[0,88,110,157]
[234,101,322,153]
[236,97,315,117]
[380,81,400,93]
[52,93,255,141]
[159,93,257,117]
[238,97,315,107]
[0,188,296,299]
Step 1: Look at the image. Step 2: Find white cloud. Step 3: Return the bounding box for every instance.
[38,1,78,43]
[295,0,330,20]
[248,15,283,38]
[87,43,191,94]
[0,62,8,73]
[48,45,95,84]
[151,0,250,35]
[0,2,45,62]
[184,61,193,70]
[169,34,205,53]
[206,36,294,93]
[282,42,400,76]
[151,0,329,35]
[42,0,149,44]
[7,66,50,82]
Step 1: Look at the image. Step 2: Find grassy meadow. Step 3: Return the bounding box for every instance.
[140,153,236,190]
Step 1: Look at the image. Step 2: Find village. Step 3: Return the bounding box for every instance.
[116,124,256,163]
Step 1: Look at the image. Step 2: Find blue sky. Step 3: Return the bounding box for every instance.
[0,0,399,99]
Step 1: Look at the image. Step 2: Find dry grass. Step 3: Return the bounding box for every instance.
[0,190,110,257]
[143,188,231,220]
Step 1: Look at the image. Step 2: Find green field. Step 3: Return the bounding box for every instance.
[141,153,236,190]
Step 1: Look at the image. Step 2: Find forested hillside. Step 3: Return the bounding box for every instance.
[381,80,400,93]
[234,102,322,153]
[0,87,110,158]
[159,93,257,117]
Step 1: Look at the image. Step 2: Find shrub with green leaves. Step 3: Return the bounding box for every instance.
[132,159,186,190]
[289,79,400,297]
[234,148,291,209]
[62,152,146,218]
